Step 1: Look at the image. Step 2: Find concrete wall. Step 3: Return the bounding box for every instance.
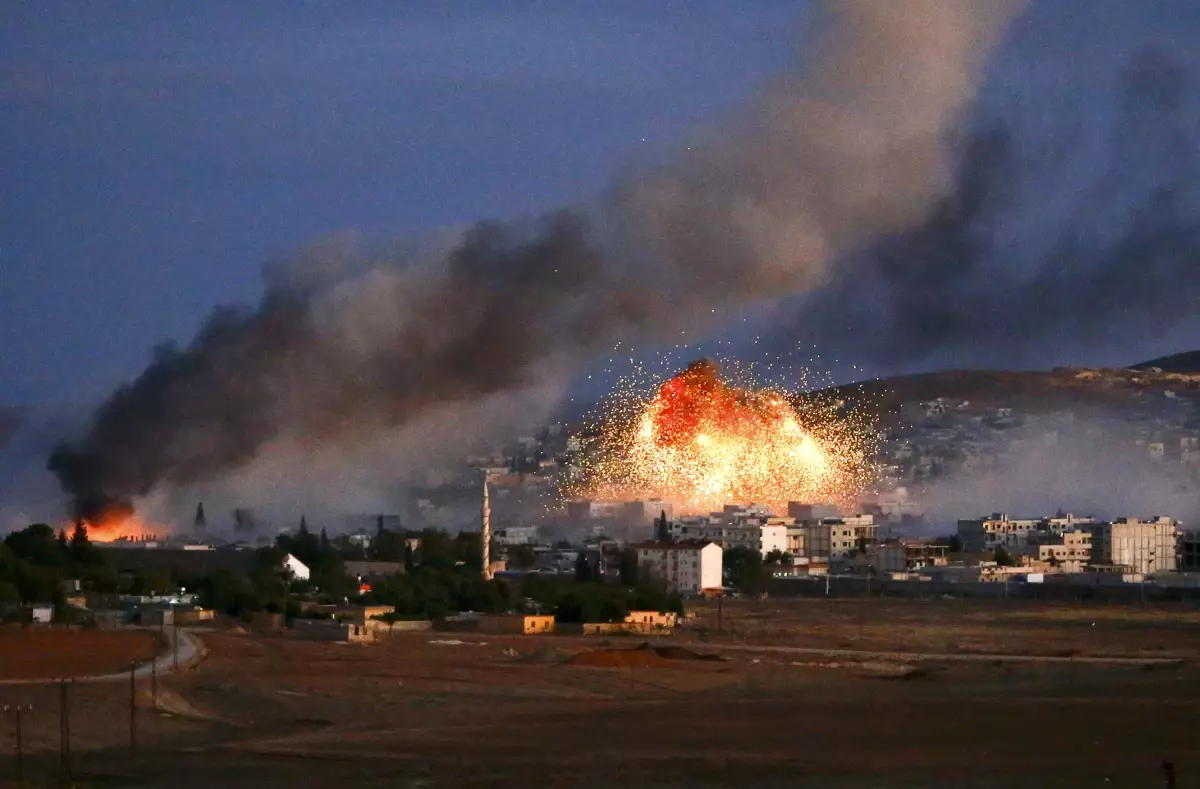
[479,615,556,635]
[293,619,373,642]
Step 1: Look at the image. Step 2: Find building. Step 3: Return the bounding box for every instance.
[797,515,878,561]
[293,619,373,643]
[479,614,556,635]
[1179,531,1200,572]
[1090,517,1179,575]
[957,514,1040,553]
[669,506,790,557]
[635,540,723,595]
[283,553,310,581]
[493,526,539,546]
[624,610,677,629]
[1042,513,1096,536]
[1035,530,1092,573]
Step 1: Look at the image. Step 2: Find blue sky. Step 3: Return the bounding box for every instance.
[1,2,801,406]
[5,1,1200,409]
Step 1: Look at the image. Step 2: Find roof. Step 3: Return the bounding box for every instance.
[633,540,717,551]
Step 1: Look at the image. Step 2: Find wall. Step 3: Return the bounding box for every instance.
[293,619,372,642]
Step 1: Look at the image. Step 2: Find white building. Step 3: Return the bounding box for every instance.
[635,541,723,594]
[1091,517,1179,575]
[283,553,311,581]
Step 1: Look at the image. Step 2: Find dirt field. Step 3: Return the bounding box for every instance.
[0,627,159,680]
[0,600,1197,788]
[684,597,1200,658]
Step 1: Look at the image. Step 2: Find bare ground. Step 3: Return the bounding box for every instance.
[0,599,1197,788]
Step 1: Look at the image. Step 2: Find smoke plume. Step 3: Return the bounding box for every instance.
[775,39,1200,370]
[49,1,1025,519]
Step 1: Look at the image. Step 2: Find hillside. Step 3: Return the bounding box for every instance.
[800,366,1200,425]
[1131,350,1200,374]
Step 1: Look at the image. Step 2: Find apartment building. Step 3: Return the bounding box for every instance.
[957,514,1040,553]
[669,506,789,557]
[635,540,723,594]
[1090,517,1179,575]
[798,515,879,560]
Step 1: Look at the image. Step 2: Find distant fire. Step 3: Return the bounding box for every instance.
[75,504,159,542]
[568,358,875,514]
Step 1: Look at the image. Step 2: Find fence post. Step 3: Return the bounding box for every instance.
[59,679,71,785]
[4,703,31,789]
[130,661,137,752]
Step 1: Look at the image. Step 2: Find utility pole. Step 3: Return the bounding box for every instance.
[59,679,72,784]
[173,615,179,670]
[150,642,158,707]
[4,703,32,789]
[129,662,137,752]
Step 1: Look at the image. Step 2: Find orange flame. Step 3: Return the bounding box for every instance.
[73,506,160,542]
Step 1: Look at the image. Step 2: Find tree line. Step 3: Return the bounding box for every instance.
[0,518,684,624]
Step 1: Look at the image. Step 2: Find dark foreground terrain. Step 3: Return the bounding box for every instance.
[0,599,1197,788]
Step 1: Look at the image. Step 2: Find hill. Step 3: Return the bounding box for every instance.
[1131,350,1200,374]
[800,366,1200,426]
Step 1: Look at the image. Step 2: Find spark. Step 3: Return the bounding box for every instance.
[564,357,878,514]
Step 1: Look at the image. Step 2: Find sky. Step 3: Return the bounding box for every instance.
[0,2,801,408]
[5,1,1200,412]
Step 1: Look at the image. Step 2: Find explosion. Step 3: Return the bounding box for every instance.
[569,359,876,514]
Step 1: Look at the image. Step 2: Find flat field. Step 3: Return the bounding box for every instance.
[0,599,1197,789]
[0,627,159,680]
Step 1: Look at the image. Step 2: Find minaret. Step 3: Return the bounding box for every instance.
[481,473,492,580]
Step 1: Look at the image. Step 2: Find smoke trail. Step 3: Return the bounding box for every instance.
[49,1,1025,519]
[774,40,1200,370]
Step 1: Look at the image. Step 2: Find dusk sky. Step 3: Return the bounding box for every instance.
[5,1,1200,411]
[2,2,801,407]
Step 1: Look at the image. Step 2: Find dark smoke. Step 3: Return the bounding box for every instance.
[778,43,1200,369]
[49,1,1024,519]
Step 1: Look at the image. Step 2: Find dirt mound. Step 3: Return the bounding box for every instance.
[518,648,567,665]
[569,649,672,669]
[136,687,217,720]
[639,644,726,662]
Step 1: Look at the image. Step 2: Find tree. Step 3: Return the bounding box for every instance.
[655,511,671,542]
[618,547,640,586]
[69,521,102,566]
[993,547,1016,567]
[319,527,331,553]
[724,546,771,595]
[508,544,537,571]
[574,551,593,582]
[764,549,790,565]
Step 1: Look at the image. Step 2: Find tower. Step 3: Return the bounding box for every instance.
[481,473,492,580]
[193,502,207,534]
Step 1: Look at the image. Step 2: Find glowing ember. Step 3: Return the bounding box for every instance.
[567,358,875,514]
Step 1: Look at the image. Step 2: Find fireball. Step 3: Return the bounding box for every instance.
[567,358,875,514]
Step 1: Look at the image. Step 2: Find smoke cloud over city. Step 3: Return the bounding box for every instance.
[916,417,1200,531]
[48,1,1025,520]
[776,35,1200,371]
